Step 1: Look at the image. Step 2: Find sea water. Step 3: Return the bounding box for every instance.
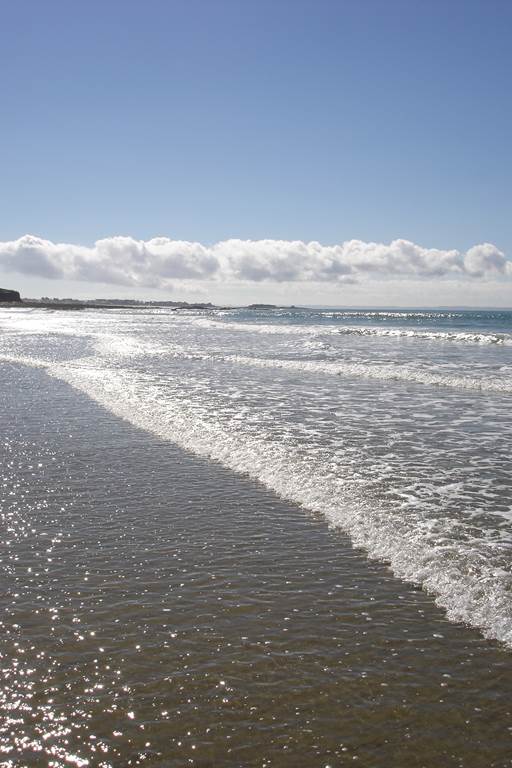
[1,305,512,766]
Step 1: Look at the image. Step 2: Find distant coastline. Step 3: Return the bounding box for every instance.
[0,294,303,312]
[1,289,510,313]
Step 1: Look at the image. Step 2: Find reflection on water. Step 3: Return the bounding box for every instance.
[1,363,511,767]
[1,306,512,648]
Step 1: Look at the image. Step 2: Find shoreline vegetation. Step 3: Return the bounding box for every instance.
[1,291,510,313]
[0,290,298,311]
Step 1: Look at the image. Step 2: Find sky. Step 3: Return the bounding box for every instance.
[0,0,511,306]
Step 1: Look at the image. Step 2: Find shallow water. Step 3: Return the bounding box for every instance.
[1,306,511,645]
[1,363,512,767]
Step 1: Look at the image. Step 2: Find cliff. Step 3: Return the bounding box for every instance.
[0,288,22,302]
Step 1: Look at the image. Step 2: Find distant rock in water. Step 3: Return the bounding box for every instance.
[0,288,21,303]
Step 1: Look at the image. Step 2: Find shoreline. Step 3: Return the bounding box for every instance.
[1,360,511,766]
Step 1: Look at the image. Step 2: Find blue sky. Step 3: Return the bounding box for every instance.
[1,0,511,304]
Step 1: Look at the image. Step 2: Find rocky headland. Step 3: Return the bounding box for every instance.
[0,288,21,303]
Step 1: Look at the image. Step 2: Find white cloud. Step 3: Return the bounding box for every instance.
[0,234,509,290]
[463,243,509,277]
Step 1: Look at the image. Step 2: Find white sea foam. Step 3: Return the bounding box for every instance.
[2,306,511,648]
[84,342,512,393]
[223,355,512,393]
[36,358,512,647]
[115,340,512,394]
[192,317,512,345]
[92,334,170,359]
[334,327,511,344]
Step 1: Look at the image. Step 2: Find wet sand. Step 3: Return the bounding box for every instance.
[1,362,511,767]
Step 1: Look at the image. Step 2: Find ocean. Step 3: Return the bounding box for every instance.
[1,305,511,767]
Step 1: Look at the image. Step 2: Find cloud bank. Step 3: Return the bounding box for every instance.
[0,234,510,290]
